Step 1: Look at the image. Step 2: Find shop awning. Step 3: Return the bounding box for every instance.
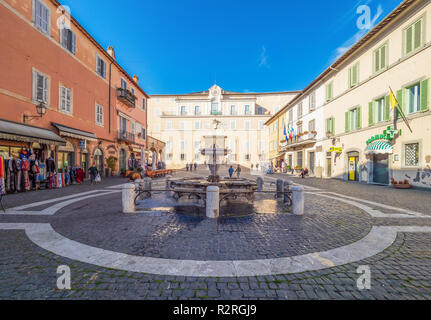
[0,119,66,146]
[52,123,98,141]
[365,140,394,155]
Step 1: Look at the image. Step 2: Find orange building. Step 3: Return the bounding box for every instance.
[0,0,148,179]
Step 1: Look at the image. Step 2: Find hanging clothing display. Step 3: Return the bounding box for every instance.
[0,156,5,195]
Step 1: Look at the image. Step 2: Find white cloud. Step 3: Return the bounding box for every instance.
[259,46,269,68]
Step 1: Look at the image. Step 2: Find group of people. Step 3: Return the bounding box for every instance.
[228,165,241,178]
[185,163,198,171]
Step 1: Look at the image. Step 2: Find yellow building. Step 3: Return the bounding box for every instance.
[147,85,299,169]
[266,0,431,188]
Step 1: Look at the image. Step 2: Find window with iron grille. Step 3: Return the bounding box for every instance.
[405,143,419,167]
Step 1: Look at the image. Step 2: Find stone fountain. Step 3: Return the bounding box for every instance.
[168,120,258,218]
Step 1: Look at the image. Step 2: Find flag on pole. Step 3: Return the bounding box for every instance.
[389,87,413,133]
[389,90,397,110]
[283,125,288,143]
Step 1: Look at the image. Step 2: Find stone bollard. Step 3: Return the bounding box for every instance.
[276,179,283,198]
[291,185,304,215]
[122,183,135,213]
[206,186,220,219]
[144,177,152,198]
[283,180,292,204]
[257,177,264,191]
[165,175,172,190]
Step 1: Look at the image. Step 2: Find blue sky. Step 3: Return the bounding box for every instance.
[64,0,402,94]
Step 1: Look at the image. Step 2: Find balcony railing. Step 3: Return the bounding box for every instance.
[117,130,135,143]
[211,111,223,116]
[117,88,136,108]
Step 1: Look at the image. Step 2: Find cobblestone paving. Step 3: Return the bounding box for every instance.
[1,170,431,299]
[47,193,372,260]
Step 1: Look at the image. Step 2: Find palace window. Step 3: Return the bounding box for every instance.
[407,83,421,114]
[96,54,106,78]
[59,86,72,113]
[33,70,49,104]
[404,17,424,56]
[34,0,50,34]
[374,44,387,73]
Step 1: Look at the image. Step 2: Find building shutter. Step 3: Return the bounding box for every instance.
[345,112,349,132]
[102,60,106,78]
[395,89,403,119]
[43,76,48,103]
[331,117,335,136]
[326,118,330,134]
[406,26,413,54]
[374,50,380,72]
[368,102,374,126]
[356,107,362,129]
[61,28,67,47]
[380,45,386,69]
[420,78,429,112]
[35,1,41,27]
[71,32,76,54]
[414,20,422,50]
[384,95,390,121]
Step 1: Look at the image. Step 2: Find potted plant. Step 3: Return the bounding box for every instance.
[106,156,117,176]
[391,178,412,189]
[120,168,126,177]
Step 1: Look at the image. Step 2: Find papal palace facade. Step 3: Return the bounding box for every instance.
[147,85,299,169]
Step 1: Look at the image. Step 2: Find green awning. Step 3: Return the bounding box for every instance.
[365,140,393,155]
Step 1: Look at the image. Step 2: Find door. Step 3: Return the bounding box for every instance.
[347,152,359,181]
[94,149,103,176]
[309,152,315,175]
[81,153,88,178]
[373,154,389,184]
[119,149,127,171]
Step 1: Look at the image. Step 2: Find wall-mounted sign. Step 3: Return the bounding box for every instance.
[78,140,86,149]
[329,147,343,153]
[366,126,401,145]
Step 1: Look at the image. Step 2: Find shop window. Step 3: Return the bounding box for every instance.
[405,143,419,167]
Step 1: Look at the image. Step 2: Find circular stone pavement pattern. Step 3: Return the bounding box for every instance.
[51,193,373,261]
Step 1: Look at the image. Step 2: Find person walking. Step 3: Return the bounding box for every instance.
[235,165,241,178]
[186,163,189,172]
[194,163,197,171]
[88,163,98,185]
[228,166,234,178]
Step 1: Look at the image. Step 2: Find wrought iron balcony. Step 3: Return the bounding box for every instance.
[117,88,136,108]
[117,130,135,143]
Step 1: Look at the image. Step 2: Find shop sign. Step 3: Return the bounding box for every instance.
[329,147,343,153]
[78,140,86,149]
[366,126,401,145]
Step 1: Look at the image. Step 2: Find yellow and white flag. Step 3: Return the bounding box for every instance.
[389,89,398,109]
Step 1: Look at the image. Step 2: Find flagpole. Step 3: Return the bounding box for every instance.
[389,86,413,133]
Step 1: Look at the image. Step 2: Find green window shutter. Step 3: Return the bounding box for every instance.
[368,102,374,126]
[374,50,380,72]
[384,95,390,120]
[354,64,358,85]
[381,45,386,69]
[406,26,413,54]
[331,117,335,135]
[396,89,403,119]
[356,107,362,129]
[420,78,429,111]
[414,19,422,50]
[325,118,330,134]
[345,112,349,132]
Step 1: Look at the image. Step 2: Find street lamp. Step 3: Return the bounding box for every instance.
[23,102,47,123]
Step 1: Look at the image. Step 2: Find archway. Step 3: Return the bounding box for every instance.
[93,148,104,177]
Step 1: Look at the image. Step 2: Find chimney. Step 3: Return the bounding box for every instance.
[133,75,139,84]
[107,46,115,59]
